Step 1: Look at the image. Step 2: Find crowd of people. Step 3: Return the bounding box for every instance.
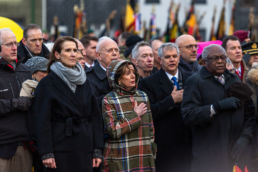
[0,23,258,172]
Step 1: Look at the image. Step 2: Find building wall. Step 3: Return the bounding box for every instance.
[0,0,42,28]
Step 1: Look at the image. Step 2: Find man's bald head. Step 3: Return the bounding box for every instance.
[176,34,198,62]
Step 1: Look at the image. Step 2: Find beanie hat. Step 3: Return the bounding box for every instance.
[233,30,249,43]
[25,56,49,73]
[124,35,143,58]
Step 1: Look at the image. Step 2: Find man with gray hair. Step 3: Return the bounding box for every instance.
[139,42,192,172]
[182,44,256,172]
[131,41,155,79]
[87,36,120,108]
[0,28,32,172]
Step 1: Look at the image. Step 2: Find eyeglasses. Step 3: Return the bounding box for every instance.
[207,55,227,61]
[180,44,199,50]
[2,41,19,48]
[28,38,43,43]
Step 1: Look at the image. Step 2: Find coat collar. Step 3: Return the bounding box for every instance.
[48,72,82,116]
[17,42,50,63]
[158,69,174,94]
[92,61,107,81]
[200,67,240,89]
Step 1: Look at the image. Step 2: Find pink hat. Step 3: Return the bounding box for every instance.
[197,40,222,59]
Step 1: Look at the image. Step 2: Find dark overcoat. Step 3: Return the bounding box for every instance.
[32,71,104,172]
[138,68,192,172]
[86,61,111,108]
[181,67,256,172]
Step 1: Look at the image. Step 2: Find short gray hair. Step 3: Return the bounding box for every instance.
[96,36,115,52]
[158,43,179,58]
[202,44,226,60]
[131,41,151,59]
[0,28,14,45]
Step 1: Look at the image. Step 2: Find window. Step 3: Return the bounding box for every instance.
[145,0,160,4]
[195,0,206,4]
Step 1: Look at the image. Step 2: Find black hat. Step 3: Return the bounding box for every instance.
[25,56,49,73]
[242,42,258,55]
[124,35,143,58]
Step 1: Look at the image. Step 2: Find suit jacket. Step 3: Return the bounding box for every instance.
[87,61,111,108]
[138,68,192,172]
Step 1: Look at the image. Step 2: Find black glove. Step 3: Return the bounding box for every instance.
[213,97,241,113]
[11,97,32,111]
[231,137,250,164]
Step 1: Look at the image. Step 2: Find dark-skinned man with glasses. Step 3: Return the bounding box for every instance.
[176,34,202,76]
[181,44,256,172]
[18,24,50,63]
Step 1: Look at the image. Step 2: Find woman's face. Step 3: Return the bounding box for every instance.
[55,41,78,68]
[32,71,48,82]
[118,65,136,90]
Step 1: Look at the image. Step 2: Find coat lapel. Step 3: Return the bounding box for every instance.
[49,72,82,112]
[93,61,107,81]
[158,69,174,95]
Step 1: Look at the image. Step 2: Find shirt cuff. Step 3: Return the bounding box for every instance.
[210,105,216,117]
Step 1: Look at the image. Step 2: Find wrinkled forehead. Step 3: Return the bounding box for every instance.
[101,40,118,49]
[139,45,153,53]
[1,30,16,43]
[27,29,42,38]
[209,46,226,56]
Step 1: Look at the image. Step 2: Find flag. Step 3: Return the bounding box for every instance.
[163,0,175,42]
[134,12,141,33]
[170,4,181,42]
[233,165,249,172]
[216,4,226,40]
[228,0,236,35]
[209,7,217,40]
[184,0,197,35]
[149,8,156,39]
[125,0,135,32]
[248,7,255,40]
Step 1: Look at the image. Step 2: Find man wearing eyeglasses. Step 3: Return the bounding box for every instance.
[87,36,120,108]
[0,28,32,172]
[18,24,50,63]
[181,44,255,172]
[176,34,201,76]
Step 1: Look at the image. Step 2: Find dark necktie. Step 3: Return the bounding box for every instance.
[171,76,180,90]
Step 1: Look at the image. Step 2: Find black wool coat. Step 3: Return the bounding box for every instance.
[17,42,50,63]
[87,61,112,108]
[138,68,192,172]
[0,59,31,158]
[181,67,256,172]
[32,71,104,172]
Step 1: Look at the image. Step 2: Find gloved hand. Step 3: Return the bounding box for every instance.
[11,97,32,111]
[213,97,241,113]
[231,137,250,164]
